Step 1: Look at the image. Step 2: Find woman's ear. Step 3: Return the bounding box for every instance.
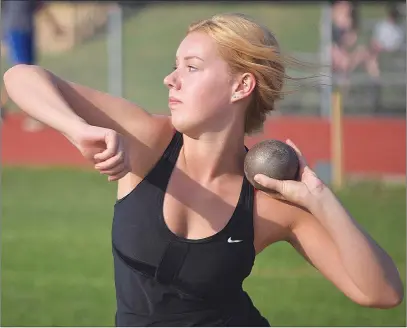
[231,73,256,103]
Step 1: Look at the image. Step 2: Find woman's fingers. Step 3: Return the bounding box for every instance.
[95,151,124,171]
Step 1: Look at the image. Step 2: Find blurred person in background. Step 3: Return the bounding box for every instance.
[331,1,361,74]
[367,4,405,79]
[331,1,377,80]
[0,0,65,130]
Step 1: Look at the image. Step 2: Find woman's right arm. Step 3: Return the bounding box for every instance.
[4,64,169,139]
[3,64,173,148]
[4,64,174,184]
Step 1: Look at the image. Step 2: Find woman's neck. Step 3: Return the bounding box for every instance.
[180,129,247,184]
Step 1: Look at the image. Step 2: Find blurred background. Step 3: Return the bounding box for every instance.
[1,1,406,326]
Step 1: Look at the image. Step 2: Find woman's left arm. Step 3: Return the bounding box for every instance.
[254,140,404,308]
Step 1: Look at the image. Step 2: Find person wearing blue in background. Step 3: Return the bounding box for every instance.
[1,0,64,129]
[1,0,37,120]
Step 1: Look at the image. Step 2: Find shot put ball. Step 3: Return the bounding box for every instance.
[244,139,300,191]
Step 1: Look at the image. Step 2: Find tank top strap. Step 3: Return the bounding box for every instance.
[228,146,255,242]
[241,176,254,214]
[144,130,183,188]
[242,145,255,215]
[162,130,183,164]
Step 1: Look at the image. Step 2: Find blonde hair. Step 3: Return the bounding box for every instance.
[188,13,297,134]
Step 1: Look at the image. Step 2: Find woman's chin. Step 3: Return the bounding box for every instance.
[170,117,201,137]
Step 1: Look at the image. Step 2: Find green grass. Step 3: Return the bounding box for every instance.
[2,167,405,326]
[2,3,389,115]
[3,3,321,105]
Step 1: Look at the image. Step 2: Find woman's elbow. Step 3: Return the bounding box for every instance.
[378,288,404,309]
[4,64,41,82]
[4,64,30,87]
[355,289,404,309]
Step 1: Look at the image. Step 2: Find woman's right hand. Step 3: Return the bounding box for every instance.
[73,125,131,181]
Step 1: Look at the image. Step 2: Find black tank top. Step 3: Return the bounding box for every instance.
[112,131,270,326]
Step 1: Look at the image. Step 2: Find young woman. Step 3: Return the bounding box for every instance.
[3,13,403,327]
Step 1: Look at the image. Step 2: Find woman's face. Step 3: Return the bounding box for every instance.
[164,32,241,136]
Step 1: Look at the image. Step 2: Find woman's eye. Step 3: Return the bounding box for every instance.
[172,65,197,72]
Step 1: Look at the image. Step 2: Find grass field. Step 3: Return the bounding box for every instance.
[2,166,405,326]
[2,3,402,324]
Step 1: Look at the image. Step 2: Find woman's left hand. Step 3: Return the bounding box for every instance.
[253,139,326,208]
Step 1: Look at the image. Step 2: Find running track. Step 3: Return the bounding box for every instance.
[2,114,405,177]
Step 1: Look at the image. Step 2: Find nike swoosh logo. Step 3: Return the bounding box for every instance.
[228,237,243,243]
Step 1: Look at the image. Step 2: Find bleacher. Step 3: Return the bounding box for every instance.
[276,17,406,117]
[345,49,406,116]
